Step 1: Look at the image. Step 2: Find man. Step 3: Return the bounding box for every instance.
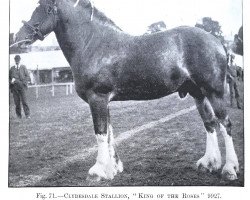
[9,55,31,119]
[227,53,241,109]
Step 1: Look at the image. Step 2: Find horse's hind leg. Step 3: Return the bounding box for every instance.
[87,93,123,181]
[208,94,239,180]
[194,96,222,172]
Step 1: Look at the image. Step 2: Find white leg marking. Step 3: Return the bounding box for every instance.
[88,124,123,180]
[220,123,239,180]
[108,124,123,173]
[88,134,110,180]
[197,130,222,172]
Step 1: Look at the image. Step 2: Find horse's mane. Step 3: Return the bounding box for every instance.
[70,0,122,31]
[92,7,122,31]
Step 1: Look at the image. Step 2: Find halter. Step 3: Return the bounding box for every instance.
[22,1,58,41]
[21,0,94,43]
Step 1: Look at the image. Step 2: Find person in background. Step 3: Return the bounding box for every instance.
[9,55,31,119]
[227,53,241,109]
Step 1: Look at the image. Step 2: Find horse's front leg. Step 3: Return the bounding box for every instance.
[87,93,123,181]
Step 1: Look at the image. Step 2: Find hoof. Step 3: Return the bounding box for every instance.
[222,171,238,181]
[222,162,239,181]
[88,163,111,180]
[196,157,221,173]
[86,173,102,182]
[87,160,123,181]
[197,164,209,173]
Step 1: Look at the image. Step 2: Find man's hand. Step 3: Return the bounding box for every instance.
[11,78,16,84]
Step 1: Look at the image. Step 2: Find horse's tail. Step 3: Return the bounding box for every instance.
[221,44,232,93]
[222,44,230,65]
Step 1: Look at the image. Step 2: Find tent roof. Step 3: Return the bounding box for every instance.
[10,50,69,70]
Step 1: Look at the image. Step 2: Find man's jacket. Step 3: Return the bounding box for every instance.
[9,65,30,91]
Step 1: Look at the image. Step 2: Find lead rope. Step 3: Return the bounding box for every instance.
[9,39,31,48]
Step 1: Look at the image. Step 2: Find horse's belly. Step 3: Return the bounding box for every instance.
[113,84,174,101]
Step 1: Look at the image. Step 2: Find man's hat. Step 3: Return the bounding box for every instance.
[14,55,21,61]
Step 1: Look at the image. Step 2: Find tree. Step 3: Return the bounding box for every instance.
[195,17,225,44]
[145,21,167,34]
[232,26,243,55]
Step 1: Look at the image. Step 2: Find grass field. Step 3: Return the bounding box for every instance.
[9,83,244,187]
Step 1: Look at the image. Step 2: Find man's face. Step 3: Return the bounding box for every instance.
[15,59,20,65]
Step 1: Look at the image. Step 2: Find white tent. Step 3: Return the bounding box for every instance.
[9,50,69,70]
[233,54,244,69]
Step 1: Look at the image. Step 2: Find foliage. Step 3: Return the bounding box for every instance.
[145,21,167,34]
[195,17,225,44]
[232,26,243,55]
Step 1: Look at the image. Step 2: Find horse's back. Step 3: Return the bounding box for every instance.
[159,26,227,94]
[130,26,227,96]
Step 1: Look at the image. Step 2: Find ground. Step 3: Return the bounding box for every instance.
[9,82,244,187]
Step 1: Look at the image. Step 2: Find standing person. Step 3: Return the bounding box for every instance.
[227,53,241,109]
[9,55,31,119]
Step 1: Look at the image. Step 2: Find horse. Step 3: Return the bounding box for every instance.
[14,0,239,181]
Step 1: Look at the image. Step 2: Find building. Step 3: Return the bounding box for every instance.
[10,50,72,84]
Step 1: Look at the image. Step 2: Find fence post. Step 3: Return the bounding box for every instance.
[35,85,39,99]
[70,83,73,94]
[66,84,69,95]
[52,84,55,97]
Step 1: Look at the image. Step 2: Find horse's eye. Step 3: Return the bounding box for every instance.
[34,23,40,27]
[47,7,53,13]
[53,6,57,14]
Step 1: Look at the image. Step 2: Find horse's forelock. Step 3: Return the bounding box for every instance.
[38,0,56,6]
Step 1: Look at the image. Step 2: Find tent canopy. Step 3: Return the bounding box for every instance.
[10,50,69,70]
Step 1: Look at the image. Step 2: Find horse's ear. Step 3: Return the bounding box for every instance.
[38,0,46,5]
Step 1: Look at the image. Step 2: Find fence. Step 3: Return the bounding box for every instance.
[29,82,75,99]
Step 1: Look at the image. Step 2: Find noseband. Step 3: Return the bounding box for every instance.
[21,0,94,42]
[22,1,58,41]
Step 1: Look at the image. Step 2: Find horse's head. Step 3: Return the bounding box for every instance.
[15,0,58,48]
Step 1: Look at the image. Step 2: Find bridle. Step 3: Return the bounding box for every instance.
[20,0,94,42]
[22,0,58,41]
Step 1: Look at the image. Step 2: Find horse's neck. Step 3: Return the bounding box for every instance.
[54,3,125,65]
[54,22,94,61]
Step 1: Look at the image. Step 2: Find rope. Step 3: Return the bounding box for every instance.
[9,39,31,48]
